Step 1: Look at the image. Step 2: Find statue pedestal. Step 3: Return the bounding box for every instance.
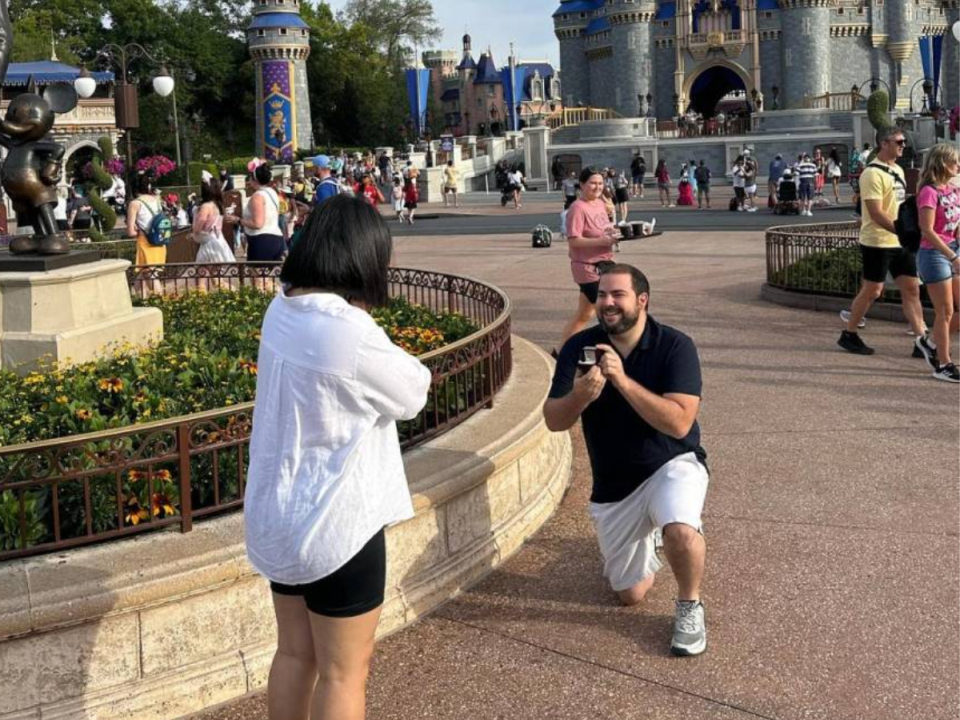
[0,258,164,374]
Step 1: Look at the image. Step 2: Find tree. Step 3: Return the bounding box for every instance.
[341,0,440,64]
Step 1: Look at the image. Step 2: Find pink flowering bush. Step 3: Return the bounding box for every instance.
[104,157,126,176]
[136,155,177,179]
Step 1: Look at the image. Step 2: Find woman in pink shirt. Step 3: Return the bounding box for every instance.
[558,168,621,346]
[916,144,960,382]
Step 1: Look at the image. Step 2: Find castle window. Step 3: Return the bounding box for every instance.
[858,6,865,13]
[764,11,773,18]
[302,29,307,36]
[258,29,266,36]
[837,7,844,13]
[280,28,288,35]
[580,12,586,18]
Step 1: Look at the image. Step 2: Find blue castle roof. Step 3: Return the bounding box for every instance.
[553,0,604,17]
[474,53,501,84]
[248,13,309,30]
[4,61,113,87]
[457,53,477,71]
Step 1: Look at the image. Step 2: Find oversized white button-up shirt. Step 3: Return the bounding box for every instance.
[245,290,431,585]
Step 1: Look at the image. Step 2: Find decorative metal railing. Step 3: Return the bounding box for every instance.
[0,264,512,560]
[766,222,930,305]
[804,92,865,112]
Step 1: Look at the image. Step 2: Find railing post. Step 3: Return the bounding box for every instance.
[178,423,193,533]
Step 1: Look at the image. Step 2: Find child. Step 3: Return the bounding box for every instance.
[403,177,419,224]
[392,177,405,223]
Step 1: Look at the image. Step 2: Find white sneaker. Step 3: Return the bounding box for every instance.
[747,206,757,213]
[671,600,707,656]
[840,310,866,329]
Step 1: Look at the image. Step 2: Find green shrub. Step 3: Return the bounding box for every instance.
[87,137,118,242]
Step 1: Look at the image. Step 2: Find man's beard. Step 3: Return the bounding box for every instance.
[598,306,640,335]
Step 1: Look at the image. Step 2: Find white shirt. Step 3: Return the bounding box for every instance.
[731,166,745,188]
[245,290,431,585]
[244,187,282,236]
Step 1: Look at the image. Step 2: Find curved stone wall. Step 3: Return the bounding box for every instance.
[0,337,572,720]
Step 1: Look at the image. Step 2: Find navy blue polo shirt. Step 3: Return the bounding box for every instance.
[548,316,707,504]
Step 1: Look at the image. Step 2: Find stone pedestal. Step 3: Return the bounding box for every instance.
[0,259,163,374]
[523,125,551,190]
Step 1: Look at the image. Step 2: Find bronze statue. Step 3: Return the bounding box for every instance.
[0,85,77,255]
[0,0,81,257]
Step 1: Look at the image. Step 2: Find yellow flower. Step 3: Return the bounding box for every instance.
[75,409,92,421]
[55,395,69,405]
[124,497,149,526]
[151,493,176,517]
[98,377,124,393]
[156,469,172,482]
[22,373,45,386]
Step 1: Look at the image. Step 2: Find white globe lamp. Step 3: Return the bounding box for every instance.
[952,20,960,42]
[73,65,97,99]
[152,68,175,98]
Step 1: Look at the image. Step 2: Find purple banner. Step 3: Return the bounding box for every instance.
[261,61,296,162]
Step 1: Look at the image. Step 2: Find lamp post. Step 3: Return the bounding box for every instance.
[645,93,653,118]
[907,77,938,114]
[75,44,175,188]
[638,93,644,117]
[771,85,780,110]
[855,77,893,109]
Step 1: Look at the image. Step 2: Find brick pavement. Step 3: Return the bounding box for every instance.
[196,230,958,720]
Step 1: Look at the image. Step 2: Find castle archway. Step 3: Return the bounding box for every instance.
[683,61,754,117]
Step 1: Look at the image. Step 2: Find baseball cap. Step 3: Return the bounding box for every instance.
[312,154,331,170]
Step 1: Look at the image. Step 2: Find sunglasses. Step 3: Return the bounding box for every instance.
[893,139,906,147]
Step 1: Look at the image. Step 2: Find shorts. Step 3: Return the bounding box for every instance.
[657,182,670,190]
[860,244,918,283]
[745,184,757,196]
[697,184,710,194]
[270,528,386,617]
[579,281,600,303]
[632,174,644,185]
[734,187,746,200]
[798,179,813,201]
[444,185,457,194]
[615,188,630,204]
[394,199,404,212]
[918,241,959,284]
[564,195,577,209]
[404,200,418,210]
[589,453,709,592]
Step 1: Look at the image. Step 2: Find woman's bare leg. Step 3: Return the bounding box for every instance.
[560,291,597,346]
[268,594,318,720]
[309,606,382,720]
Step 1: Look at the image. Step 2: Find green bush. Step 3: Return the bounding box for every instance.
[87,137,118,242]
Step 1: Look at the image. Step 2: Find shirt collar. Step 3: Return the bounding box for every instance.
[279,287,350,315]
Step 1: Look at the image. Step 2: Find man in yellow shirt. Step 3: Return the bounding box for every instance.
[442,161,460,208]
[838,126,926,355]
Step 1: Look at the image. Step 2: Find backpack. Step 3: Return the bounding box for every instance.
[865,163,918,252]
[532,224,553,248]
[140,200,173,247]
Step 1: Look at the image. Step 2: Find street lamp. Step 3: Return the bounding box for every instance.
[75,44,176,188]
[772,85,780,110]
[645,93,653,118]
[907,77,938,114]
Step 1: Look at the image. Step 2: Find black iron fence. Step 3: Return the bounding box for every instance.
[766,222,933,305]
[0,263,512,560]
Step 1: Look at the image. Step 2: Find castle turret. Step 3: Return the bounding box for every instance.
[554,0,601,106]
[247,0,313,162]
[777,0,831,109]
[608,0,655,117]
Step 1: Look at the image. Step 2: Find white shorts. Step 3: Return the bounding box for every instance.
[394,199,404,212]
[745,184,758,195]
[588,452,709,592]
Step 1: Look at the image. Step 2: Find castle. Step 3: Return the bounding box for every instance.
[425,35,563,136]
[554,0,960,120]
[247,0,314,162]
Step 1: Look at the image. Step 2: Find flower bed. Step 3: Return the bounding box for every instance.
[0,289,477,449]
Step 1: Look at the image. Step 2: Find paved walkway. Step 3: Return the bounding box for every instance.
[198,231,958,720]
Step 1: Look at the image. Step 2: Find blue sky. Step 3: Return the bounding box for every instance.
[321,0,560,67]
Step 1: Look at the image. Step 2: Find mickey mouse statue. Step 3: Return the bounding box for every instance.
[0,84,78,255]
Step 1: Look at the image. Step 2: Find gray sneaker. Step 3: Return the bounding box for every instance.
[839,309,866,329]
[671,599,707,656]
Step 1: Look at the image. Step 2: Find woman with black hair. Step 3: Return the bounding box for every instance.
[126,172,166,266]
[225,162,285,261]
[245,195,431,720]
[192,177,234,264]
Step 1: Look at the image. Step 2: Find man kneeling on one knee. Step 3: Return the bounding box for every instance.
[543,263,710,657]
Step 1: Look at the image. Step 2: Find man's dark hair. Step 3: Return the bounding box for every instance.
[599,263,650,297]
[579,166,602,184]
[280,195,392,307]
[876,125,904,146]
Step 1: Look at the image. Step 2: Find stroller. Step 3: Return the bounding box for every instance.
[774,174,801,215]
